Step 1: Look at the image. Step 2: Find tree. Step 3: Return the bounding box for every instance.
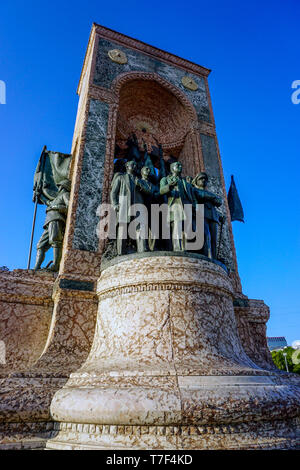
[271,347,300,375]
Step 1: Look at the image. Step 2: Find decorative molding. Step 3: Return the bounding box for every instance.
[53,417,300,437]
[234,299,270,323]
[98,280,232,300]
[92,24,211,78]
[0,270,56,283]
[53,422,220,436]
[0,293,53,306]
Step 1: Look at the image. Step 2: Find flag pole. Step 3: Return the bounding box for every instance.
[27,199,38,270]
[27,145,47,270]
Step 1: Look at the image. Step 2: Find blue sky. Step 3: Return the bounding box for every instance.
[0,0,299,344]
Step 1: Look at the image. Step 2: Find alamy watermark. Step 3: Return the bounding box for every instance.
[0,341,6,364]
[291,80,300,104]
[0,80,6,104]
[96,200,204,251]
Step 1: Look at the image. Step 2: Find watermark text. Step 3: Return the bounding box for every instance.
[291,80,300,104]
[0,341,6,364]
[0,80,6,104]
[96,201,204,251]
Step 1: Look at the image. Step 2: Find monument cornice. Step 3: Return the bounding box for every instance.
[0,293,53,306]
[78,23,211,94]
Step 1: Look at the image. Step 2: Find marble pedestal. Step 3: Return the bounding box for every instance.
[46,254,300,450]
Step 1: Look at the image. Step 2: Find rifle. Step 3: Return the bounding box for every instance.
[27,145,47,269]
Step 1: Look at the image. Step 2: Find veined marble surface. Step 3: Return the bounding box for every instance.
[73,99,109,252]
[48,256,300,449]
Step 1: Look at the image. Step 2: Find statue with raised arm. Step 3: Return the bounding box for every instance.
[142,139,166,184]
[192,172,224,260]
[34,178,71,271]
[153,138,167,182]
[126,133,143,172]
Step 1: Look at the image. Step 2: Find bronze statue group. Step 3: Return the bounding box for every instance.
[109,134,224,261]
[33,134,225,272]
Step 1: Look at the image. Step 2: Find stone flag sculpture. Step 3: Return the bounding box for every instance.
[33,148,72,205]
[227,174,244,222]
[27,148,72,270]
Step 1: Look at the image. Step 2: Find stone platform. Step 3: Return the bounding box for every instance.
[46,254,300,450]
[0,269,97,449]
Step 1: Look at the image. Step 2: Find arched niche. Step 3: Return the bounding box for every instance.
[112,72,202,176]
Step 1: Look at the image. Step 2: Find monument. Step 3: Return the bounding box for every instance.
[0,24,299,450]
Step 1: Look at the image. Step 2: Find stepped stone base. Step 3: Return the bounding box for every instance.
[46,255,300,450]
[0,421,55,450]
[0,269,97,449]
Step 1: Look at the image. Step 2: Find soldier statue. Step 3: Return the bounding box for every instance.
[192,172,224,260]
[34,178,71,271]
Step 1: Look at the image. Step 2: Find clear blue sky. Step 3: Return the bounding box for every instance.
[0,0,299,345]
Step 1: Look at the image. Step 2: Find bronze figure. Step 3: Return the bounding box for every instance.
[192,172,223,259]
[34,179,71,271]
[160,162,195,251]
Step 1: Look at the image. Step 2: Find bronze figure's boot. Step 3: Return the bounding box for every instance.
[33,249,45,270]
[50,246,62,272]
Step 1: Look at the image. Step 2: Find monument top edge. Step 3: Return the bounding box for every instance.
[100,251,228,273]
[78,23,211,94]
[93,23,211,75]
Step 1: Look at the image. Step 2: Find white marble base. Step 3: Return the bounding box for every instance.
[46,256,300,450]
